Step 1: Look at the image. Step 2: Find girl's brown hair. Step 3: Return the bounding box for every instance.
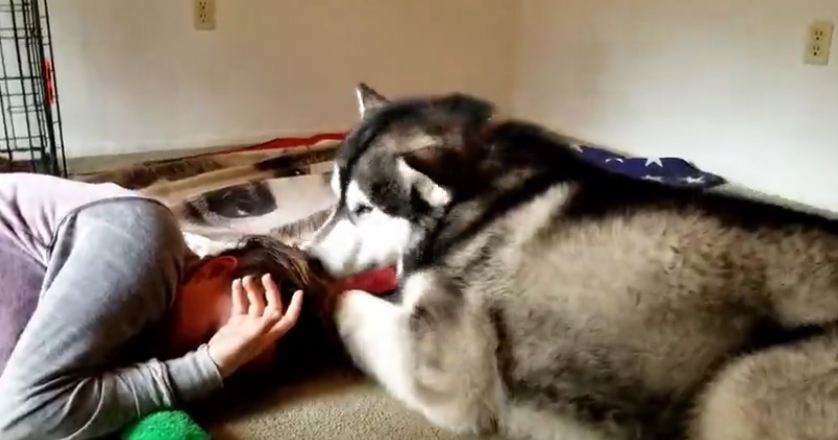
[217,235,348,381]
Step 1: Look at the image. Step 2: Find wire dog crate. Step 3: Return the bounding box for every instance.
[0,0,65,176]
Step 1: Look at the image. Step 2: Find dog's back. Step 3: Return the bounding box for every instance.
[455,123,838,430]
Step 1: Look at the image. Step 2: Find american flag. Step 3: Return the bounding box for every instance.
[573,144,725,189]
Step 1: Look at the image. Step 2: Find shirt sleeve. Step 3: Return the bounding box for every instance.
[0,199,223,440]
[0,173,139,266]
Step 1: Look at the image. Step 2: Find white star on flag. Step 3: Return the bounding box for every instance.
[605,157,625,163]
[642,175,664,182]
[569,143,584,152]
[681,176,705,184]
[644,157,663,167]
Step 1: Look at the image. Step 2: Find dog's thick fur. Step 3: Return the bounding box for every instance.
[307,85,838,440]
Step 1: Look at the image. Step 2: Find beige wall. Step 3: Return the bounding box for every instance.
[513,0,838,211]
[52,0,519,157]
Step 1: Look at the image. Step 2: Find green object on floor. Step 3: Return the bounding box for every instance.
[122,410,211,440]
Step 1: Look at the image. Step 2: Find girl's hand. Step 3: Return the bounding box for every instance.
[208,274,303,378]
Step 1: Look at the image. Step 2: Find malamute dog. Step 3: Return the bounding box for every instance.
[307,84,838,439]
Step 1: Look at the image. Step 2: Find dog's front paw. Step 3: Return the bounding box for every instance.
[335,289,370,339]
[334,289,401,375]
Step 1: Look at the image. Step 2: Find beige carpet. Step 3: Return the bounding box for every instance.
[200,370,475,440]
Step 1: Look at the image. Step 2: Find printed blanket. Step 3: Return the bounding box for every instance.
[76,134,344,254]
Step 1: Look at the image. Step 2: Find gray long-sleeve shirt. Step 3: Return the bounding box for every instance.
[0,173,223,439]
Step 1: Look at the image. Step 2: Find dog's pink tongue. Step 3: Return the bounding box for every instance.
[333,267,398,295]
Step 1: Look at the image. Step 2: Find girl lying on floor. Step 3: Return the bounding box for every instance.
[0,172,394,440]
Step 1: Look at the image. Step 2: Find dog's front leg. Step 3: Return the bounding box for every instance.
[335,290,420,407]
[336,288,502,436]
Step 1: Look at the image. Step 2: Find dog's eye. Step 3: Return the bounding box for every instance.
[353,204,373,216]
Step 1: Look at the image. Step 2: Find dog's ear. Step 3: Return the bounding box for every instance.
[392,95,494,207]
[356,83,388,117]
[435,94,494,128]
[429,93,494,152]
[397,147,456,208]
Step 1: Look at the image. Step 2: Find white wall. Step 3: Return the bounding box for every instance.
[51,0,838,210]
[514,0,838,211]
[51,0,519,157]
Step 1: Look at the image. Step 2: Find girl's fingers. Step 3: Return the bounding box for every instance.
[267,290,303,340]
[244,275,266,316]
[262,273,284,314]
[230,278,246,315]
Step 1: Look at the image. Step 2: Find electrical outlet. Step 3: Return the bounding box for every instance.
[804,20,833,65]
[193,0,216,31]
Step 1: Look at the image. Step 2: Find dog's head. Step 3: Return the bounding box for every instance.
[307,84,495,277]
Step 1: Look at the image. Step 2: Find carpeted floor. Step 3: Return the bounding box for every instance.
[199,370,475,440]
